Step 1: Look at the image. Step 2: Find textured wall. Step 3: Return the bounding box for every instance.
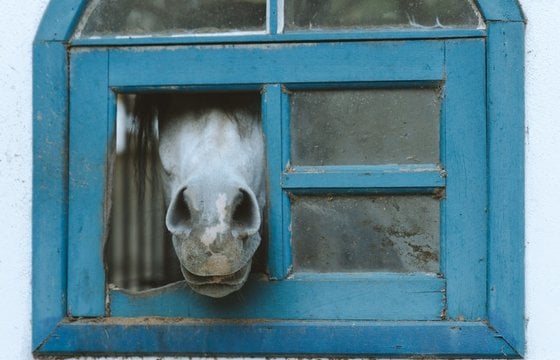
[523,2,560,360]
[0,0,558,359]
[0,0,49,358]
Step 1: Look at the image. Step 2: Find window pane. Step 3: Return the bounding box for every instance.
[284,0,481,31]
[291,195,440,273]
[75,0,266,38]
[290,88,440,166]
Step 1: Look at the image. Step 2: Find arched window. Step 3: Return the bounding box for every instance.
[33,0,525,357]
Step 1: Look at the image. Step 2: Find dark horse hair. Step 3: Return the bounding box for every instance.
[130,91,261,198]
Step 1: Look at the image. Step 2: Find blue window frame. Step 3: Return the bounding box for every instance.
[33,0,525,357]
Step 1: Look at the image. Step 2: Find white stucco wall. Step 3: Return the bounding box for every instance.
[0,0,49,358]
[523,2,560,359]
[0,1,558,359]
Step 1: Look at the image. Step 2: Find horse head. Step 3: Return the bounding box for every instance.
[134,93,265,298]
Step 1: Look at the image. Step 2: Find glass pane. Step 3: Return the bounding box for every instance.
[290,88,440,166]
[291,195,440,273]
[284,0,481,31]
[75,0,266,38]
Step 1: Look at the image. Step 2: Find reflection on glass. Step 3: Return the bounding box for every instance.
[76,0,266,38]
[290,88,440,166]
[291,195,440,273]
[284,0,481,31]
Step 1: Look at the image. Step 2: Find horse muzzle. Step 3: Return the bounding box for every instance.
[180,260,251,298]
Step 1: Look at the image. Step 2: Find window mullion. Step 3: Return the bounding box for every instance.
[268,0,281,35]
[262,84,290,279]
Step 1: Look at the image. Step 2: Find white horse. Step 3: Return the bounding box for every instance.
[132,93,265,298]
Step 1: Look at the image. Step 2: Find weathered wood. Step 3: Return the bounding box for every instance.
[108,41,445,87]
[487,20,526,356]
[34,0,87,42]
[262,85,288,279]
[33,0,526,356]
[283,165,445,190]
[476,0,525,22]
[443,39,488,320]
[33,0,87,348]
[32,41,69,349]
[110,274,444,320]
[67,49,109,317]
[37,319,518,357]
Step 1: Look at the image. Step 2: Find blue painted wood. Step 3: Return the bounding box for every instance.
[32,41,69,349]
[262,85,286,279]
[280,89,292,276]
[108,41,444,87]
[443,40,487,320]
[268,0,279,34]
[113,84,263,94]
[37,320,517,357]
[32,2,526,352]
[438,61,449,278]
[475,0,525,22]
[283,165,444,190]
[486,21,525,356]
[284,80,441,90]
[281,88,291,174]
[109,275,444,320]
[35,0,87,42]
[67,49,109,317]
[71,29,486,46]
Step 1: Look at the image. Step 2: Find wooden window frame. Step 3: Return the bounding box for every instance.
[33,0,525,357]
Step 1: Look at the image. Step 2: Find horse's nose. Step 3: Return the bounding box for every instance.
[165,184,261,242]
[166,183,262,277]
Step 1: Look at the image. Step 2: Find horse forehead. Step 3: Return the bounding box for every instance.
[163,109,252,146]
[159,109,262,176]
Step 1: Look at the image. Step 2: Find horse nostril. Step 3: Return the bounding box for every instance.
[231,188,259,234]
[166,187,193,234]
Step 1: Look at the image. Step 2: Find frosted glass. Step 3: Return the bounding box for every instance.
[291,195,440,273]
[284,0,481,31]
[290,88,440,166]
[76,0,266,38]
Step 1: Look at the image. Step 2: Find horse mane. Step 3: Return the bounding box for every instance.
[130,92,260,198]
